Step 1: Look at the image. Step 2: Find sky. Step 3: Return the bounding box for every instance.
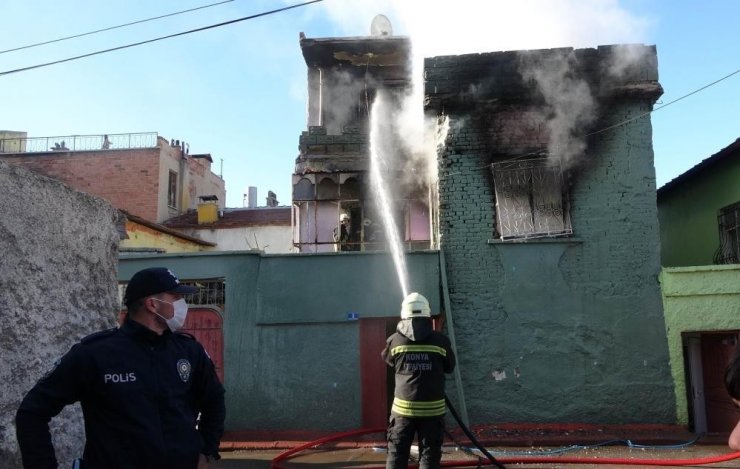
[0,0,738,209]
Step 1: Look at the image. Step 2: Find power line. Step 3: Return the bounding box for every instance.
[586,66,740,137]
[0,0,322,77]
[443,65,740,177]
[0,0,237,55]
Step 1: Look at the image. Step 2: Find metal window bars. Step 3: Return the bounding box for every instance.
[118,278,226,308]
[714,203,740,264]
[492,157,572,240]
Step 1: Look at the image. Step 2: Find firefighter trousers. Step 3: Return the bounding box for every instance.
[386,415,444,469]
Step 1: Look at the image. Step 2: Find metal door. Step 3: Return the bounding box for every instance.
[701,332,740,433]
[183,307,224,383]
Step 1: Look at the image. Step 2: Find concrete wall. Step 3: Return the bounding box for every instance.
[660,265,740,425]
[177,225,294,253]
[658,150,740,267]
[426,47,675,424]
[118,250,441,431]
[1,161,120,468]
[122,219,214,253]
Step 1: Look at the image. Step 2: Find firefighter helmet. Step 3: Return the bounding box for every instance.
[400,292,431,319]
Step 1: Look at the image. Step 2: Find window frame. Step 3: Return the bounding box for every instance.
[715,201,740,264]
[167,170,178,209]
[491,157,572,241]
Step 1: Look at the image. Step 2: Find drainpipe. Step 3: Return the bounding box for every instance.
[439,248,469,427]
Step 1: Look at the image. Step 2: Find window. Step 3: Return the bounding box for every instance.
[715,202,740,264]
[491,158,572,240]
[167,170,178,208]
[119,278,225,308]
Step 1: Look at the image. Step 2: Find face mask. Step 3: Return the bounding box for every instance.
[151,298,189,332]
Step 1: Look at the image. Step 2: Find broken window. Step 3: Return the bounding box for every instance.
[167,170,178,208]
[491,158,572,240]
[715,202,740,264]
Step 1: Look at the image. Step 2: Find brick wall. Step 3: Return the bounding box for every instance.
[0,148,160,221]
[428,46,675,424]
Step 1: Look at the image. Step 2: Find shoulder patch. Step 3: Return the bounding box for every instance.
[81,328,118,344]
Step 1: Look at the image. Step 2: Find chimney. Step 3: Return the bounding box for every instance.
[248,186,257,208]
[197,195,219,224]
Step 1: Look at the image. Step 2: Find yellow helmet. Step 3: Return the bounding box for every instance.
[400,292,431,319]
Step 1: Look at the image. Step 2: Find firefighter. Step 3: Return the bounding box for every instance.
[382,292,456,469]
[15,267,225,469]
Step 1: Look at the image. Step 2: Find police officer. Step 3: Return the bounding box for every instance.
[382,292,456,469]
[16,267,225,469]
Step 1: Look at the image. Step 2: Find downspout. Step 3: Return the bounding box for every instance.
[439,248,469,427]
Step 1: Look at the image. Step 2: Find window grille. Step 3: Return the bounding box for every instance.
[491,158,572,240]
[118,278,226,308]
[715,202,740,264]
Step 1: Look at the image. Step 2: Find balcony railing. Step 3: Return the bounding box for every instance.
[0,132,158,153]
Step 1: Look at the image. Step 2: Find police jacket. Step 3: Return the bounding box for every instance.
[381,318,455,418]
[16,318,225,469]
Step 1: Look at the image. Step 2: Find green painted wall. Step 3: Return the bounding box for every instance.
[427,47,675,424]
[119,250,441,432]
[658,154,740,267]
[660,265,740,425]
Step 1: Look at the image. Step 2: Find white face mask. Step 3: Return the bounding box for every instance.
[151,298,189,332]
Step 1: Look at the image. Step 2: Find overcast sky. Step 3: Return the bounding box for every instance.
[1,0,738,208]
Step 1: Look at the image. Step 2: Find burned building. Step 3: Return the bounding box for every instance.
[425,45,674,424]
[114,41,676,433]
[293,19,436,253]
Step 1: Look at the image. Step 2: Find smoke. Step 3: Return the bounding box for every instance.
[315,0,653,175]
[604,43,653,80]
[317,1,651,56]
[520,50,596,167]
[321,70,378,135]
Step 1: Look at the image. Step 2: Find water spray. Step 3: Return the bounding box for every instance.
[369,91,409,298]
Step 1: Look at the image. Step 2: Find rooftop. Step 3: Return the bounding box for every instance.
[163,206,291,229]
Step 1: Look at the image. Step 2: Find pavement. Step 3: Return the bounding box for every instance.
[219,424,740,468]
[221,423,720,450]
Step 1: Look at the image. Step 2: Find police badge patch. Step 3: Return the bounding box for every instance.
[177,359,191,383]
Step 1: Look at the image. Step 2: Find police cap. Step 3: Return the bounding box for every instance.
[124,267,198,307]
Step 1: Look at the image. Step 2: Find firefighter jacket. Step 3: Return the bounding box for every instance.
[381,317,456,418]
[16,318,225,469]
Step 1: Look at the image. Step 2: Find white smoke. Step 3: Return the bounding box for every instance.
[321,70,378,135]
[520,49,597,166]
[316,0,652,174]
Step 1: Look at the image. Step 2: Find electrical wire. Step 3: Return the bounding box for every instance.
[0,0,238,55]
[0,0,322,77]
[585,66,740,137]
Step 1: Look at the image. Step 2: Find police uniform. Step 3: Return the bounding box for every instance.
[16,318,225,469]
[382,316,455,469]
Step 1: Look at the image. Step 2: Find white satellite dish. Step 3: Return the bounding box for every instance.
[370,14,392,36]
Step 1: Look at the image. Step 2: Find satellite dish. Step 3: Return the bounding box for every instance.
[370,14,392,36]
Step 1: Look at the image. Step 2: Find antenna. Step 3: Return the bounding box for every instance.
[370,14,392,36]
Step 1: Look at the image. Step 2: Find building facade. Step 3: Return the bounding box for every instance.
[292,31,436,253]
[657,137,740,434]
[0,132,225,224]
[658,138,740,267]
[425,45,675,424]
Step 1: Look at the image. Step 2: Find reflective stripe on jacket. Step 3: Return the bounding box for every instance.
[381,318,456,419]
